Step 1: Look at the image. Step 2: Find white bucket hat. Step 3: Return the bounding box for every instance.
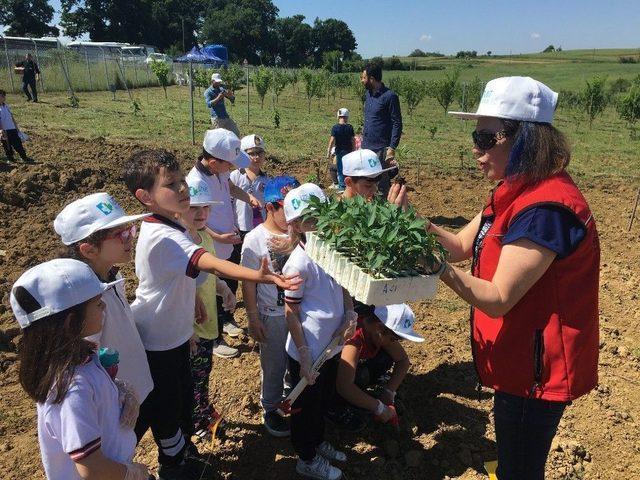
[374,303,424,342]
[241,134,266,152]
[187,177,223,207]
[448,76,558,124]
[283,183,327,223]
[203,128,251,168]
[342,149,397,178]
[54,192,150,245]
[10,258,122,329]
[211,73,223,84]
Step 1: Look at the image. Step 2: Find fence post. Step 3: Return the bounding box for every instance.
[115,57,133,101]
[3,38,16,93]
[121,53,127,89]
[32,39,46,93]
[101,49,110,90]
[85,51,93,90]
[58,51,76,99]
[133,60,139,89]
[189,60,195,145]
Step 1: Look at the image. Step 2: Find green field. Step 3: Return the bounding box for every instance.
[4,48,640,180]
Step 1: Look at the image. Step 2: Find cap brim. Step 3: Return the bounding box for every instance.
[63,213,151,245]
[355,165,398,178]
[190,200,224,207]
[447,111,481,120]
[102,276,125,291]
[395,330,424,343]
[232,151,251,169]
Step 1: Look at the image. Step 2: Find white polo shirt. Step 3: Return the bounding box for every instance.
[186,162,237,260]
[37,354,137,480]
[230,169,269,232]
[282,242,344,362]
[100,269,153,402]
[240,223,289,317]
[131,215,205,351]
[0,103,17,130]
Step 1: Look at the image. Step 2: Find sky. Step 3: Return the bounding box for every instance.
[15,0,640,57]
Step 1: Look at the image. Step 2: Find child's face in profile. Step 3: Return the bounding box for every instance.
[80,294,106,337]
[149,167,190,215]
[181,205,210,231]
[269,202,288,232]
[97,223,136,264]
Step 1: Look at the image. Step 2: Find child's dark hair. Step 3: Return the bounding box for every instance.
[13,287,94,404]
[123,149,181,196]
[57,229,110,261]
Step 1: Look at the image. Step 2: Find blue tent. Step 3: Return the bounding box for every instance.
[174,45,228,67]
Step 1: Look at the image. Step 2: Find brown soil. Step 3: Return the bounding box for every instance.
[1,133,639,479]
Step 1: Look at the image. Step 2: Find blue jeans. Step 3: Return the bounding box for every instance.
[493,391,569,480]
[335,149,348,188]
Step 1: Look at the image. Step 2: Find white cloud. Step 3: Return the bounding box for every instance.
[531,32,541,39]
[420,34,432,42]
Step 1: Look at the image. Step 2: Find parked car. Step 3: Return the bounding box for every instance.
[146,53,172,64]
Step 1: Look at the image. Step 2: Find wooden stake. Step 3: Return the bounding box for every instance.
[628,186,640,232]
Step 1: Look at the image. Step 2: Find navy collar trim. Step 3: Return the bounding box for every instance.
[144,214,186,232]
[195,159,213,176]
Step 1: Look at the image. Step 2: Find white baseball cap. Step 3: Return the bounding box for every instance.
[10,258,123,329]
[342,149,397,178]
[54,192,150,245]
[211,73,223,84]
[448,76,558,124]
[374,304,424,342]
[337,108,349,118]
[241,134,266,152]
[187,177,223,207]
[203,129,251,168]
[283,183,327,222]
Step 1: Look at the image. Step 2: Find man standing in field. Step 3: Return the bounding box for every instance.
[14,54,40,103]
[361,62,403,198]
[204,73,240,137]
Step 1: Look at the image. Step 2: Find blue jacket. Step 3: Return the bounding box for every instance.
[204,85,234,119]
[362,84,402,151]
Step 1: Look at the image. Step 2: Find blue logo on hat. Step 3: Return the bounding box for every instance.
[292,198,301,210]
[96,202,113,215]
[403,317,413,329]
[368,157,379,168]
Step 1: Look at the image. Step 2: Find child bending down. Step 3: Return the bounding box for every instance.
[10,258,149,480]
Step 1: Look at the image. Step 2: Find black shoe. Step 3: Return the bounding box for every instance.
[325,406,366,432]
[264,410,290,437]
[158,455,214,480]
[22,157,34,163]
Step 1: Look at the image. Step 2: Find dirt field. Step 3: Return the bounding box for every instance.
[1,132,639,479]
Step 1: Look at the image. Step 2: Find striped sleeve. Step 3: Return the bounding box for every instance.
[186,247,207,278]
[69,437,101,462]
[282,249,306,304]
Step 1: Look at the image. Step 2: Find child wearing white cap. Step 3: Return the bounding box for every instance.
[336,303,423,427]
[204,73,239,136]
[230,133,271,235]
[341,148,398,201]
[326,108,356,191]
[281,183,357,480]
[54,192,153,406]
[10,258,150,480]
[180,176,237,439]
[187,128,263,351]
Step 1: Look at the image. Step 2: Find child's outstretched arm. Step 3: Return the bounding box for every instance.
[379,341,411,404]
[75,449,148,479]
[196,251,301,290]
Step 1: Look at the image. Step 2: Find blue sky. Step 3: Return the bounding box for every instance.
[23,0,640,56]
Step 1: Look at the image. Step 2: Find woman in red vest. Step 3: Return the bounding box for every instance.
[426,77,600,479]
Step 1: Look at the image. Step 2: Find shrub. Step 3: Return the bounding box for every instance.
[149,60,171,99]
[616,85,640,136]
[253,66,272,109]
[221,63,245,93]
[619,56,638,64]
[432,69,460,113]
[271,68,289,104]
[456,76,484,112]
[581,76,608,128]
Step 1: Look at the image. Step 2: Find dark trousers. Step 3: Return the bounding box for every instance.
[134,341,194,466]
[373,148,394,199]
[1,129,28,160]
[353,350,394,389]
[288,354,338,461]
[494,391,569,480]
[191,338,215,432]
[216,242,241,336]
[22,78,37,101]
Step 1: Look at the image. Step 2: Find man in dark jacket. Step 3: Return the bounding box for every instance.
[15,54,40,102]
[361,62,403,198]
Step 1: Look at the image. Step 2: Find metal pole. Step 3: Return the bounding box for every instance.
[102,49,111,94]
[115,58,133,101]
[85,50,93,90]
[189,60,195,145]
[33,39,45,93]
[628,187,640,231]
[58,51,76,98]
[4,38,16,93]
[246,63,249,125]
[133,60,138,89]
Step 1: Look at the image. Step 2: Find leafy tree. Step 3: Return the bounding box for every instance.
[201,0,278,64]
[193,69,210,88]
[253,66,272,108]
[0,0,59,37]
[609,77,632,95]
[455,50,477,58]
[273,15,313,67]
[616,84,640,136]
[322,50,343,72]
[409,49,426,57]
[486,51,492,56]
[301,68,325,113]
[433,69,460,114]
[221,63,245,93]
[581,76,608,128]
[543,45,556,53]
[456,76,484,111]
[400,78,427,116]
[271,68,289,104]
[150,60,171,99]
[311,17,357,66]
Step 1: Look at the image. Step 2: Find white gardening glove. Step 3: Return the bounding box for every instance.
[298,345,318,385]
[115,379,139,429]
[124,462,150,480]
[216,278,236,313]
[189,333,199,357]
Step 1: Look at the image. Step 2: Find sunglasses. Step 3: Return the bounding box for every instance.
[472,130,509,151]
[104,224,137,243]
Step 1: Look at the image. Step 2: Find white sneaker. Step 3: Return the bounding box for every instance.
[295,455,342,480]
[212,338,239,359]
[223,320,243,337]
[317,441,347,462]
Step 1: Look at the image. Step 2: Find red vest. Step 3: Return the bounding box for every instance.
[472,171,600,401]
